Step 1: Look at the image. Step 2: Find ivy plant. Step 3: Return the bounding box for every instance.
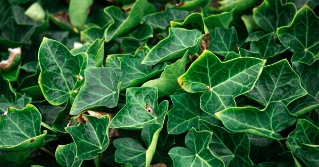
[0,0,318,166]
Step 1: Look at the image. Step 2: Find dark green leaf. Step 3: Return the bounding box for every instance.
[208,27,238,57]
[216,102,297,139]
[55,143,83,167]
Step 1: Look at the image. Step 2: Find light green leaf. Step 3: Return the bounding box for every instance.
[114,124,162,167]
[204,7,235,29]
[110,87,168,129]
[218,0,258,12]
[178,50,265,114]
[70,43,91,55]
[208,27,238,57]
[288,60,319,115]
[119,56,166,89]
[142,51,188,97]
[0,104,47,151]
[277,5,319,65]
[38,38,88,105]
[168,128,224,167]
[70,67,119,115]
[245,59,306,107]
[167,93,220,135]
[55,143,83,167]
[66,114,110,160]
[104,0,147,42]
[253,0,296,33]
[25,2,45,22]
[143,5,190,31]
[215,102,298,139]
[286,119,319,166]
[288,0,319,9]
[69,0,93,28]
[142,28,203,65]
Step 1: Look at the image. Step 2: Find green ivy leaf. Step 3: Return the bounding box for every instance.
[245,59,306,107]
[104,0,147,42]
[55,143,83,167]
[86,38,105,67]
[171,13,207,33]
[277,5,319,65]
[218,0,258,13]
[142,28,203,65]
[288,0,319,9]
[70,43,91,55]
[0,17,35,48]
[105,54,132,77]
[143,5,190,31]
[168,128,224,167]
[66,114,110,160]
[114,124,162,167]
[178,50,265,114]
[200,123,254,167]
[241,15,260,34]
[208,27,238,57]
[142,51,188,97]
[167,93,220,134]
[288,60,319,116]
[245,31,267,43]
[70,67,119,115]
[0,94,31,115]
[120,23,153,41]
[119,56,166,89]
[215,102,298,139]
[240,32,288,59]
[170,0,210,11]
[286,119,319,166]
[80,26,104,43]
[253,0,296,33]
[110,87,168,129]
[203,7,235,29]
[0,104,47,151]
[38,38,88,105]
[38,101,70,127]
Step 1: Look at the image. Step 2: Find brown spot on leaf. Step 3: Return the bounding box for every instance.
[52,11,74,28]
[175,2,185,7]
[205,85,210,89]
[146,104,154,114]
[150,163,167,167]
[200,33,210,52]
[30,139,34,143]
[87,5,92,15]
[76,75,83,81]
[121,4,134,12]
[236,45,239,50]
[62,114,70,120]
[0,47,21,71]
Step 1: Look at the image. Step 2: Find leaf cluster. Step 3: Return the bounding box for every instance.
[0,0,319,166]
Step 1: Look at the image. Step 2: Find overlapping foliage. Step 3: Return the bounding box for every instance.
[0,0,318,166]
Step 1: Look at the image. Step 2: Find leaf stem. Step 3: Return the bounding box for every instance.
[93,154,102,167]
[276,140,285,152]
[40,147,55,158]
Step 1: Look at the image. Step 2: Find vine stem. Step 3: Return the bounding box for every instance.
[40,147,55,157]
[277,140,285,152]
[93,154,103,167]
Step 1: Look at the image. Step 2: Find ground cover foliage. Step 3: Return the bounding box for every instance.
[0,0,318,166]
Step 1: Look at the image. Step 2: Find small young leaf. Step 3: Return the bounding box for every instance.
[55,143,83,167]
